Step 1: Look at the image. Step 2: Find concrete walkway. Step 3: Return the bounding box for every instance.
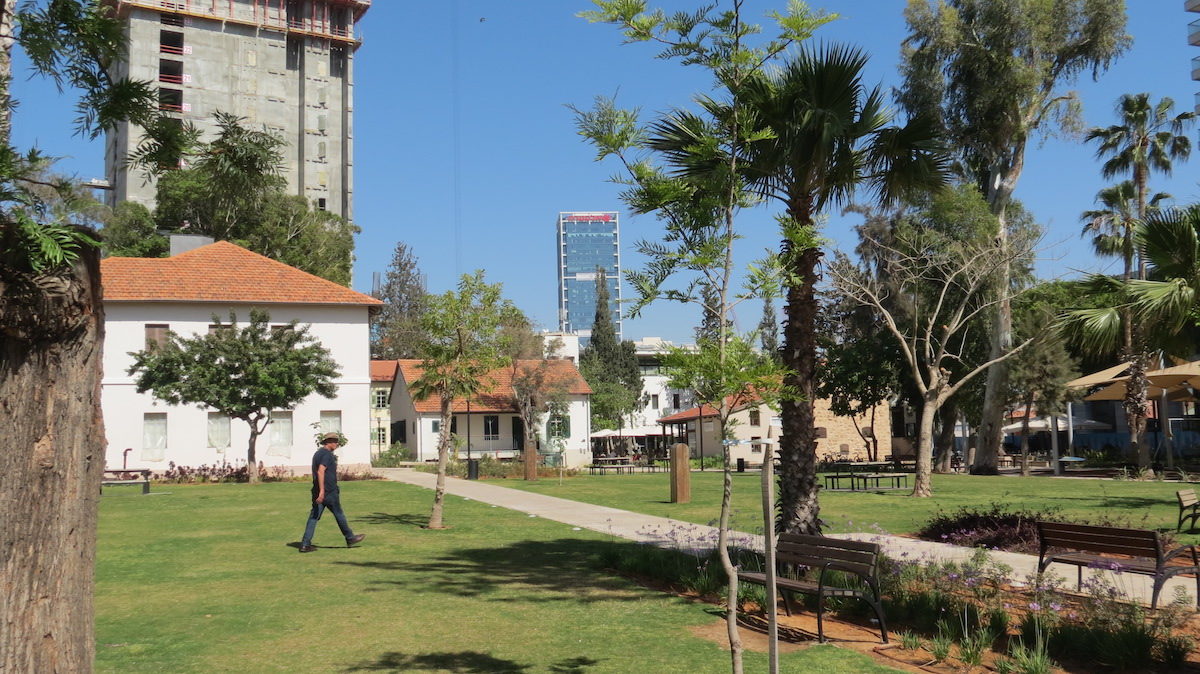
[374,467,1197,607]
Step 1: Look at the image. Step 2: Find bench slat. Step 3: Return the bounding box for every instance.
[777,542,876,569]
[778,533,879,554]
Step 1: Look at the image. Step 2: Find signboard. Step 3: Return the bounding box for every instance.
[563,213,614,222]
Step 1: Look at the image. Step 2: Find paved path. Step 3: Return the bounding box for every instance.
[374,468,1197,607]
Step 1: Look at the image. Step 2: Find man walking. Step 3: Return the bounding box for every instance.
[299,432,365,553]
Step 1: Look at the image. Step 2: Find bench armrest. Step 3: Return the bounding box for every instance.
[1163,544,1199,564]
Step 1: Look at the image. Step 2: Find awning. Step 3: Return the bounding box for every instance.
[1001,416,1111,434]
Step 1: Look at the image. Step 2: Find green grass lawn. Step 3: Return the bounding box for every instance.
[96,480,899,673]
[486,472,1200,544]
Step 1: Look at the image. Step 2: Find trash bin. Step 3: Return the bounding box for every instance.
[736,458,746,473]
[466,458,480,480]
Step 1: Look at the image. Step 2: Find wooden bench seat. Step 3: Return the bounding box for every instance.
[1036,521,1199,609]
[852,473,908,490]
[737,533,888,643]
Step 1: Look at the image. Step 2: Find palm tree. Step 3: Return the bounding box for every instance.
[1087,94,1196,279]
[1080,181,1170,353]
[1066,205,1200,470]
[654,44,949,528]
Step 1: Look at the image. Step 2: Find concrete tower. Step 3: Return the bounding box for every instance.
[103,0,369,221]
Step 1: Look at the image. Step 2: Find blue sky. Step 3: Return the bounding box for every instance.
[12,1,1200,344]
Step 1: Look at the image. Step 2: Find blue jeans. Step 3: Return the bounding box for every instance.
[301,493,356,546]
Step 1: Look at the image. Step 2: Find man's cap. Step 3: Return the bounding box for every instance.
[320,432,341,443]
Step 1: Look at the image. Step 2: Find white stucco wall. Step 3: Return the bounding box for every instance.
[391,389,592,468]
[102,302,373,472]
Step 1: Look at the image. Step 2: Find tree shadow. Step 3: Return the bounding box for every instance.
[343,651,529,672]
[335,537,676,604]
[548,656,602,672]
[358,512,430,528]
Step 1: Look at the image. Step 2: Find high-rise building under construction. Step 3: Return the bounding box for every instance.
[103,0,369,221]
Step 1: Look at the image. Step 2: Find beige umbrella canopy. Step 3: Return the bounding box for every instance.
[1082,361,1200,402]
[1065,363,1131,390]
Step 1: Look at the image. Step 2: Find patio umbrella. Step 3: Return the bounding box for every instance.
[1083,362,1200,402]
[1065,362,1132,389]
[1001,416,1111,433]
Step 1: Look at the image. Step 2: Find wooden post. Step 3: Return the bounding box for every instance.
[761,445,779,673]
[670,442,691,503]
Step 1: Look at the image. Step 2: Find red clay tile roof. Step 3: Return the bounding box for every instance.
[396,359,591,414]
[657,392,765,424]
[370,360,398,382]
[657,404,720,424]
[101,241,383,307]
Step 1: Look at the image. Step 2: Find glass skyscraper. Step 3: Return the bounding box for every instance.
[556,211,621,341]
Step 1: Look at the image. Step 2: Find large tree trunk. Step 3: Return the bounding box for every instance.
[428,396,452,529]
[1,242,104,673]
[974,150,1025,474]
[911,392,938,498]
[245,422,261,484]
[933,400,957,474]
[522,414,537,481]
[1019,395,1034,477]
[1124,353,1151,473]
[777,244,822,534]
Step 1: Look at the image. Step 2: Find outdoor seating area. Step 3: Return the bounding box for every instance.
[822,461,914,491]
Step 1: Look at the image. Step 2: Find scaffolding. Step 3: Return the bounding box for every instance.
[109,0,369,46]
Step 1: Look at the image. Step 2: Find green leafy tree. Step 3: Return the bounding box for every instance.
[101,200,168,257]
[0,2,155,669]
[579,268,642,430]
[758,292,779,362]
[1007,298,1078,476]
[127,310,339,484]
[141,112,356,282]
[409,271,520,529]
[899,0,1131,473]
[509,339,574,482]
[816,300,901,462]
[141,111,285,240]
[828,209,1039,497]
[1079,93,1195,472]
[578,2,826,669]
[371,241,429,359]
[1065,205,1200,469]
[237,193,358,286]
[727,44,949,526]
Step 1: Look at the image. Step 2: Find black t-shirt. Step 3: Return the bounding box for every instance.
[311,448,338,495]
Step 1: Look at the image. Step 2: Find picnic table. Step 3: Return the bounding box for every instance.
[823,461,912,491]
[589,456,635,475]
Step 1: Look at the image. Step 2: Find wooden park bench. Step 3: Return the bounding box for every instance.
[1178,489,1200,532]
[738,533,888,644]
[1036,521,1200,610]
[101,469,150,495]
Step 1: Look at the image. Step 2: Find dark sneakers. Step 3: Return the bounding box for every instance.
[346,534,366,547]
[298,544,316,553]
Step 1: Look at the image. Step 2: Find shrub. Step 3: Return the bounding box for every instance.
[372,442,413,467]
[415,455,576,479]
[916,501,1177,553]
[152,461,300,483]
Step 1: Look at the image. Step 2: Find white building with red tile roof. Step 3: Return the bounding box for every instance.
[387,358,593,467]
[100,241,382,473]
[369,360,397,457]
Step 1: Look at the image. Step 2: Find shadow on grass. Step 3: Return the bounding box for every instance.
[343,650,529,672]
[344,651,601,673]
[358,512,430,528]
[336,538,664,604]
